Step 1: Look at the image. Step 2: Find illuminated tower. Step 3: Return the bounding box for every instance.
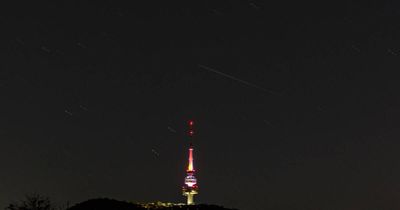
[182,120,198,205]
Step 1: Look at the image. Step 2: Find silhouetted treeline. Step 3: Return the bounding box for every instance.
[5,194,57,210]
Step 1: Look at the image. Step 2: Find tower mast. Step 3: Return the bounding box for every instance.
[182,120,198,205]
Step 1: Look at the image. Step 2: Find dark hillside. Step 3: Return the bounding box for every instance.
[67,199,237,210]
[68,199,145,210]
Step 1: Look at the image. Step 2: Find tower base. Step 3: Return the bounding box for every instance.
[186,194,194,205]
[183,189,197,205]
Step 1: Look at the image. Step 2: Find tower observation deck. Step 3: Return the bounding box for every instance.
[182,120,198,205]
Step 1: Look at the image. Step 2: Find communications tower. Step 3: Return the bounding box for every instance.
[182,120,198,205]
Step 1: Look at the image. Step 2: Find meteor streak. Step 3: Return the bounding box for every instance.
[198,64,280,95]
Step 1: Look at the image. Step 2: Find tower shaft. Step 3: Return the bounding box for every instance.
[187,147,194,172]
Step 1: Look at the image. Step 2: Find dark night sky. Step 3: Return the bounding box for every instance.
[1,1,400,210]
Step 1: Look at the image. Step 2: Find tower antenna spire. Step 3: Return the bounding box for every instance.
[182,120,198,205]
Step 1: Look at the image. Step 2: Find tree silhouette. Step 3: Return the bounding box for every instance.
[5,194,56,210]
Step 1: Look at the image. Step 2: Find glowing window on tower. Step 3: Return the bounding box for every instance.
[185,175,197,187]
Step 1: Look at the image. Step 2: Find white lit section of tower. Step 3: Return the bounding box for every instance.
[182,120,198,205]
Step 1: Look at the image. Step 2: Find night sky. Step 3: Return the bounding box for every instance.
[1,1,400,210]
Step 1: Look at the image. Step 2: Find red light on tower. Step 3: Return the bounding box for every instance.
[188,120,194,137]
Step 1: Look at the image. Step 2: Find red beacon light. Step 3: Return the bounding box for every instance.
[188,120,194,136]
